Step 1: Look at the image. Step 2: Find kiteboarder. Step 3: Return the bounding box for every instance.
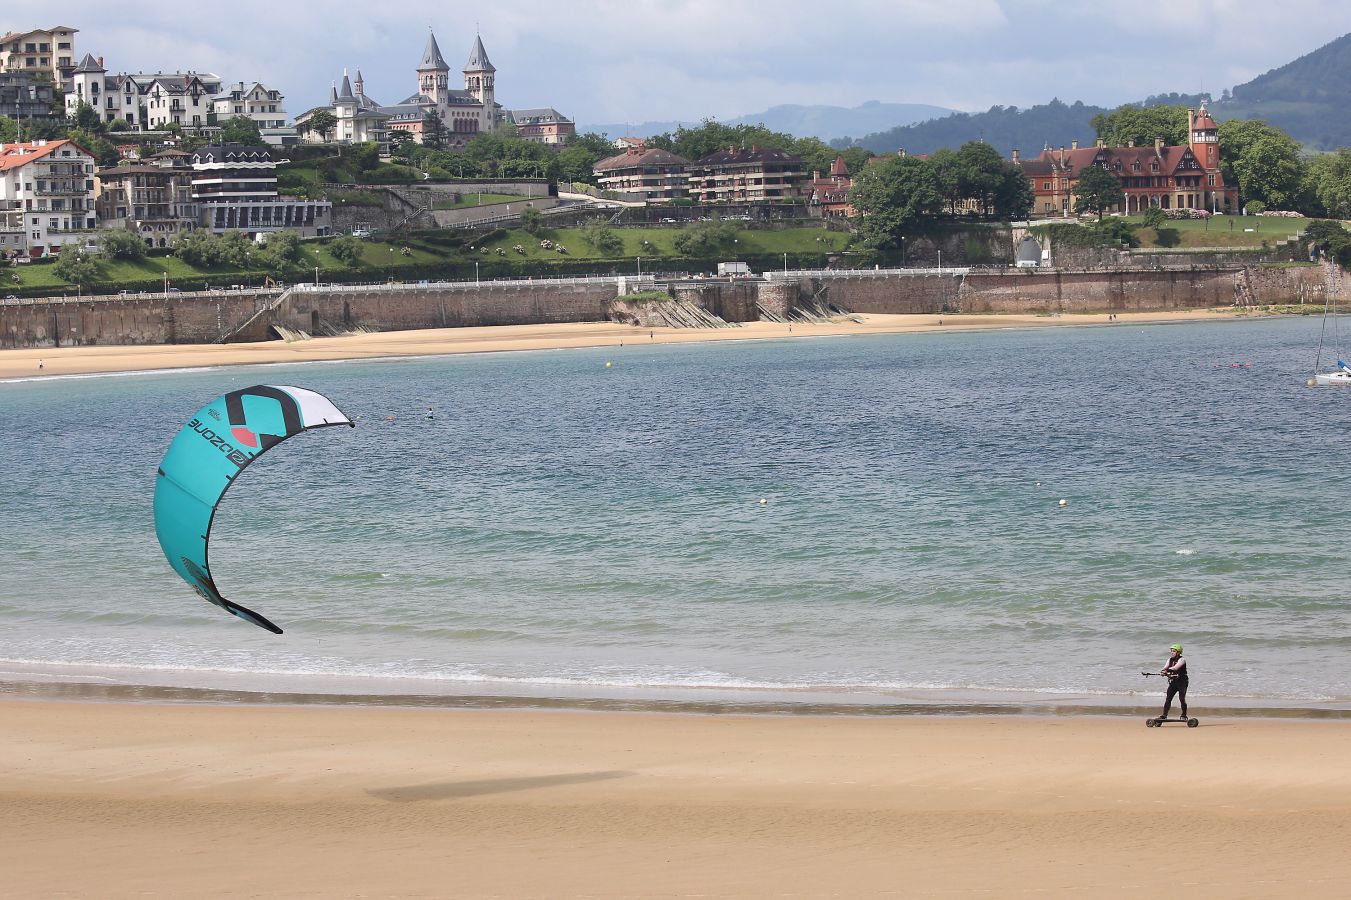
[1158,644,1189,720]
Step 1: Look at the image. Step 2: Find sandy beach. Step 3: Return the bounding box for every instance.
[2,699,1348,898]
[0,309,1244,379]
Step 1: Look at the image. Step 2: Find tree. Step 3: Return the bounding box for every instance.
[1217,119,1304,208]
[581,223,623,257]
[71,101,104,134]
[328,235,364,267]
[672,221,739,256]
[519,206,543,235]
[848,154,942,251]
[261,231,303,266]
[1142,206,1167,229]
[1073,165,1124,220]
[992,163,1035,220]
[54,248,101,288]
[218,115,263,145]
[1303,219,1351,266]
[421,111,448,151]
[173,231,219,267]
[99,228,147,261]
[1091,105,1189,149]
[1304,149,1351,218]
[306,110,337,143]
[1233,134,1306,209]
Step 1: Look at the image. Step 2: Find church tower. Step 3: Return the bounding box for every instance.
[464,34,496,133]
[417,29,450,108]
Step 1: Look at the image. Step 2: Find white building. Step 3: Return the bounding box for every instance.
[295,70,387,145]
[0,139,98,259]
[0,26,78,87]
[66,54,224,130]
[211,82,295,145]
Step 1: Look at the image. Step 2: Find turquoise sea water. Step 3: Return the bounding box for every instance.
[2,318,1349,709]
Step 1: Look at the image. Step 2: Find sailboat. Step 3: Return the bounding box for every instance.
[1313,259,1351,385]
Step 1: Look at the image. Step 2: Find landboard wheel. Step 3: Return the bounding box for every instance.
[1187,718,1199,728]
[1146,718,1157,727]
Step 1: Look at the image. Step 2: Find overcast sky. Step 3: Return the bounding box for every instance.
[29,1,1349,129]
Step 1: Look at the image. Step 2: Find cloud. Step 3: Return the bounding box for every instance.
[51,0,1350,126]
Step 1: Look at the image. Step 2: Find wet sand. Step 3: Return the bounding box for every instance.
[0,309,1244,380]
[2,699,1349,898]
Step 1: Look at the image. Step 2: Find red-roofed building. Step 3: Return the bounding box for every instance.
[808,155,853,218]
[593,147,691,201]
[0,138,97,258]
[1016,103,1238,218]
[688,146,806,204]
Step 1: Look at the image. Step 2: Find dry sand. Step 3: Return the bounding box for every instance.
[0,309,1244,379]
[2,699,1349,898]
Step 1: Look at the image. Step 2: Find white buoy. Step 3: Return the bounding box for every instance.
[1058,499,1068,507]
[759,498,768,505]
[1307,378,1317,387]
[605,361,612,368]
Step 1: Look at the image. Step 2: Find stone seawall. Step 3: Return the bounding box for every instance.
[0,266,1335,350]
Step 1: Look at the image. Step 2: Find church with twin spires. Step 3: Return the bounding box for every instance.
[295,30,502,146]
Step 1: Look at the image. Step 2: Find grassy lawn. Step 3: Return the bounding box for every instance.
[467,226,849,261]
[1121,214,1313,249]
[432,193,522,210]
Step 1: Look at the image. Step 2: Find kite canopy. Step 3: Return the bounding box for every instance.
[153,385,354,633]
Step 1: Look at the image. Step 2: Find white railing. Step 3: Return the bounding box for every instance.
[0,286,284,306]
[292,274,660,293]
[765,266,971,279]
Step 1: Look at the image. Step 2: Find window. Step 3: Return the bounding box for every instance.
[1042,181,1052,190]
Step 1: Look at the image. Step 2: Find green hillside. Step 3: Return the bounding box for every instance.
[1213,33,1351,149]
[841,99,1106,157]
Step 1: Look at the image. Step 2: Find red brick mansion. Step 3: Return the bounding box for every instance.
[1016,104,1239,218]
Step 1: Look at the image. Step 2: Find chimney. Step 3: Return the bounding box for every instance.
[98,56,103,67]
[1071,139,1079,150]
[1011,149,1020,162]
[1155,137,1164,153]
[1127,140,1134,148]
[1186,108,1196,143]
[1096,138,1105,149]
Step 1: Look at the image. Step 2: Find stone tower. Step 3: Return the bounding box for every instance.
[463,34,496,133]
[417,30,450,108]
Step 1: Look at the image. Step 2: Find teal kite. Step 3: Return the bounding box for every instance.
[154,385,354,633]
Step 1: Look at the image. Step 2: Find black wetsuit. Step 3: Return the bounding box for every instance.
[1161,656,1188,719]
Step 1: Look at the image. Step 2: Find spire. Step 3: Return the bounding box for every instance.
[418,29,449,72]
[354,68,364,96]
[339,69,353,100]
[330,81,337,104]
[73,52,105,74]
[465,34,495,73]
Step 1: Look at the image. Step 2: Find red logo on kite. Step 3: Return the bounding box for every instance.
[231,427,259,448]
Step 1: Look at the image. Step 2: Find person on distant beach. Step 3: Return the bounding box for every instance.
[1159,643,1189,720]
[37,358,43,370]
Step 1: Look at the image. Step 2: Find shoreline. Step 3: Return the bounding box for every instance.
[6,673,1350,720]
[5,698,1351,897]
[0,307,1256,380]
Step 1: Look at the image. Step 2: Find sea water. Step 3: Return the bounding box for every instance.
[2,317,1349,709]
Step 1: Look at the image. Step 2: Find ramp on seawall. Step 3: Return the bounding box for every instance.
[0,266,1334,350]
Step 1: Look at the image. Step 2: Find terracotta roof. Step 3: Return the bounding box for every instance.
[0,139,90,172]
[594,147,691,172]
[829,155,849,177]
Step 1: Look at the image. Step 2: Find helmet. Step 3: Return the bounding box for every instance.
[1170,644,1183,653]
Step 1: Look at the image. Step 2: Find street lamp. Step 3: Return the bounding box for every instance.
[163,271,168,299]
[783,251,787,274]
[314,266,319,286]
[637,256,642,276]
[475,261,480,284]
[901,236,907,267]
[937,250,942,273]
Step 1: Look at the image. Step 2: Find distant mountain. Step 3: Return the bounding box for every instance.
[840,99,1107,157]
[1210,32,1351,149]
[582,101,955,143]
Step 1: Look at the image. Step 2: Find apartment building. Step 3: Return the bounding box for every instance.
[0,71,57,120]
[592,147,692,202]
[96,151,200,247]
[509,108,576,145]
[0,139,98,259]
[0,26,78,86]
[190,144,332,236]
[688,146,806,203]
